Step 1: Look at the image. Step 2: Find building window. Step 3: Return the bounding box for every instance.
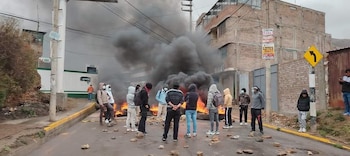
[219,44,228,59]
[218,20,226,37]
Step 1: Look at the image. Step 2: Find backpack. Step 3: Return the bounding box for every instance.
[212,92,224,107]
[134,91,142,106]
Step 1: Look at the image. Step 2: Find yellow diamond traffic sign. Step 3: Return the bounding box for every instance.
[304,45,323,67]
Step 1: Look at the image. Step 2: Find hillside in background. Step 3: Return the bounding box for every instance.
[332,38,350,50]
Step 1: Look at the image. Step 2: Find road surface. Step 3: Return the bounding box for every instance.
[28,112,349,156]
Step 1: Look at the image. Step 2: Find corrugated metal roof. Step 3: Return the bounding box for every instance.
[327,47,350,53]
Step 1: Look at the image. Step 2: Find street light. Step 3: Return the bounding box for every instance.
[181,0,192,32]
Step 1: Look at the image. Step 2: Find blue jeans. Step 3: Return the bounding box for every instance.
[185,110,197,134]
[88,93,93,100]
[343,92,350,114]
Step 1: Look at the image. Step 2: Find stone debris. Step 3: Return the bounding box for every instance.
[210,136,220,144]
[236,149,243,154]
[255,137,264,142]
[248,131,255,137]
[307,151,313,155]
[113,129,119,132]
[273,142,281,147]
[158,145,164,149]
[147,154,154,156]
[226,134,232,137]
[81,144,90,150]
[170,150,179,156]
[231,135,240,139]
[124,131,127,134]
[262,135,272,139]
[196,151,204,156]
[130,138,138,142]
[102,129,108,132]
[183,145,189,148]
[180,115,186,121]
[277,151,287,156]
[136,132,145,139]
[111,136,116,140]
[243,149,254,154]
[286,148,297,154]
[82,119,90,123]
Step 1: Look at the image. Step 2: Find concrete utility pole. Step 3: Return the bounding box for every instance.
[49,0,60,121]
[181,0,193,32]
[265,0,271,122]
[57,0,67,94]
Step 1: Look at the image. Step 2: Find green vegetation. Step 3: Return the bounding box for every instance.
[36,131,45,138]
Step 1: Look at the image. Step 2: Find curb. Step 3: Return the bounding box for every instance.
[12,103,96,156]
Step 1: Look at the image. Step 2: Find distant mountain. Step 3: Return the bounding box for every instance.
[332,38,350,49]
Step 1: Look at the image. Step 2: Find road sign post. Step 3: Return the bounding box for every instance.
[304,45,323,132]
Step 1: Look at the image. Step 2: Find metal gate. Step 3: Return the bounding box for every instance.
[253,64,278,111]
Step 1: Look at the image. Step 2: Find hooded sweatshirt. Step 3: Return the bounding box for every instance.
[126,86,136,109]
[106,84,115,104]
[185,84,198,110]
[97,82,109,105]
[251,91,265,109]
[156,88,167,105]
[297,90,310,111]
[207,84,220,110]
[223,88,233,108]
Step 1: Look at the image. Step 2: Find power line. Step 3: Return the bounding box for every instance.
[124,0,177,37]
[99,3,171,43]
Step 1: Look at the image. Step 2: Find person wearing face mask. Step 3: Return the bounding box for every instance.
[97,82,114,126]
[239,88,250,125]
[156,84,168,122]
[105,84,115,124]
[251,86,265,134]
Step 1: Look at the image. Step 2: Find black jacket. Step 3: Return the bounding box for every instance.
[185,84,198,110]
[297,90,310,111]
[139,87,149,112]
[166,89,184,109]
[339,77,350,93]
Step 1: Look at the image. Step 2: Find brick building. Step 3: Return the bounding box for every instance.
[196,0,332,113]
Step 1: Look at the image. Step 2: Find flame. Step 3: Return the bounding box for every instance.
[115,102,128,116]
[149,105,158,116]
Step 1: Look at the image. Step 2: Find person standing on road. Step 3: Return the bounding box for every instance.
[156,84,168,122]
[105,84,115,123]
[251,86,265,134]
[239,88,250,125]
[126,86,137,132]
[138,83,152,134]
[134,84,141,118]
[223,88,233,129]
[87,84,94,101]
[339,69,350,116]
[297,89,310,133]
[162,83,184,142]
[97,83,113,126]
[206,84,221,135]
[184,83,198,138]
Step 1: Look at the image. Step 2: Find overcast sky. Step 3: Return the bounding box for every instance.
[192,0,349,39]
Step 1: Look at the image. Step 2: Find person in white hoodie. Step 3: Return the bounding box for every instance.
[105,84,115,123]
[126,86,137,131]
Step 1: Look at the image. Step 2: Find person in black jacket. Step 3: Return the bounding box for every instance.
[138,83,152,134]
[297,89,310,133]
[339,69,350,116]
[184,84,198,138]
[162,83,184,142]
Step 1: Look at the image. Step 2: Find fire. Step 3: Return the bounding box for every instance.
[115,102,128,116]
[149,105,158,116]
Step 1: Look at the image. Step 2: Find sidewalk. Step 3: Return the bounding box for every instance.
[230,105,350,151]
[0,100,96,156]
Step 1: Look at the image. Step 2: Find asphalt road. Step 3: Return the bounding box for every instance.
[28,112,350,156]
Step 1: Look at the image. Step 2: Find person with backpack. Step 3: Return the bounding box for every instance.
[206,84,222,135]
[223,88,233,129]
[126,86,137,132]
[155,84,168,122]
[138,83,152,134]
[184,83,199,137]
[97,82,113,126]
[162,83,184,142]
[239,88,250,125]
[134,84,141,117]
[251,86,265,134]
[297,89,310,133]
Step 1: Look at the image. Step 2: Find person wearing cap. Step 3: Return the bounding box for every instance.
[137,82,153,134]
[156,84,168,122]
[162,83,184,142]
[297,89,310,133]
[251,86,265,134]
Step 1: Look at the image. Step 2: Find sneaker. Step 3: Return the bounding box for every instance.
[239,122,243,126]
[185,133,191,138]
[298,128,303,132]
[244,122,248,125]
[193,133,197,137]
[162,138,166,141]
[223,125,230,129]
[260,131,264,135]
[173,139,178,142]
[126,128,131,132]
[344,112,349,116]
[229,126,233,128]
[131,129,137,132]
[105,119,109,124]
[206,131,214,135]
[302,128,306,133]
[215,131,220,135]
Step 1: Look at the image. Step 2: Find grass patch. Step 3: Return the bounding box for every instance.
[276,127,281,131]
[333,144,343,149]
[36,131,45,138]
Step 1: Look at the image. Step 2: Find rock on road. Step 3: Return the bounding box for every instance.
[28,112,349,156]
